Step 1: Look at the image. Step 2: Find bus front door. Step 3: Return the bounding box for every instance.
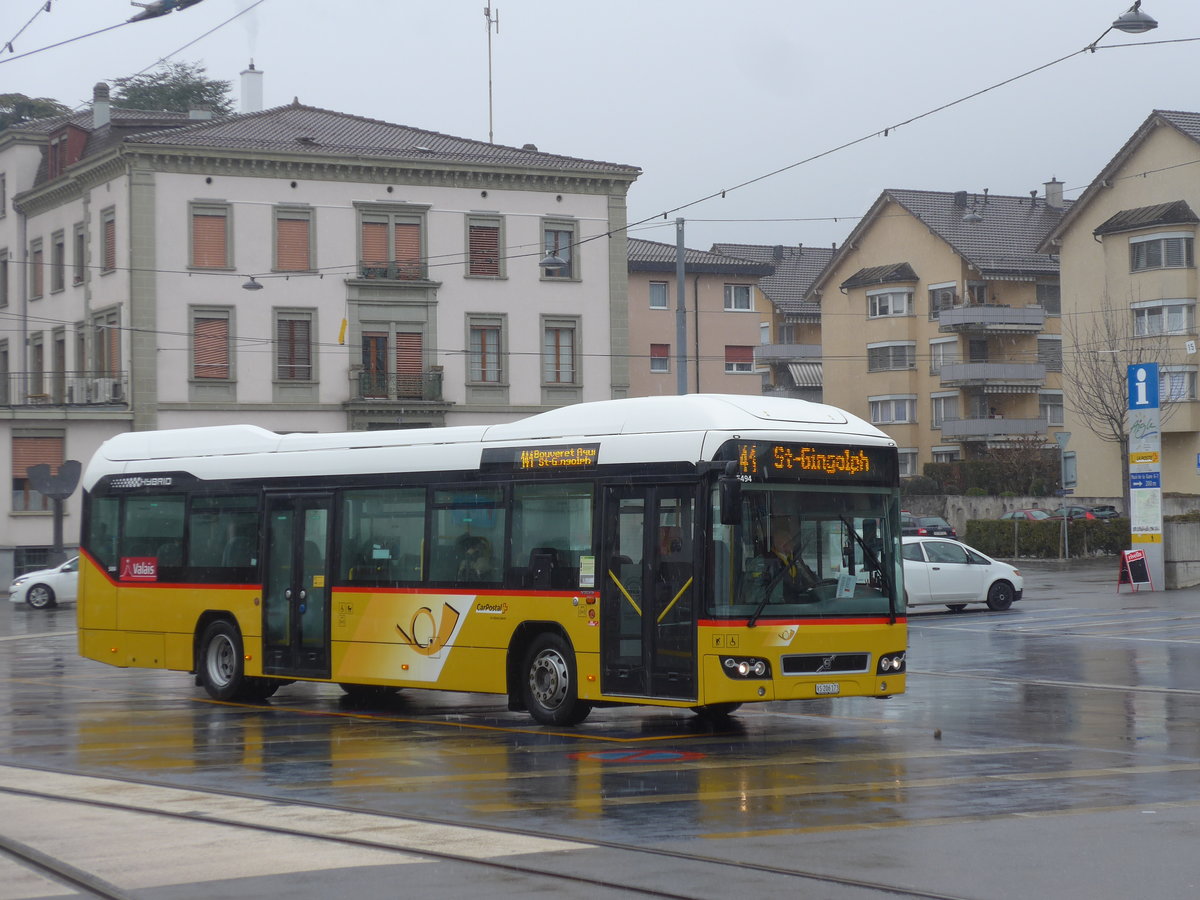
[262,493,333,677]
[600,485,696,700]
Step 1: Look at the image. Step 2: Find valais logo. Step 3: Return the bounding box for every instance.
[119,557,158,581]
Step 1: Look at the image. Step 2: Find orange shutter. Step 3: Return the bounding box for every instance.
[103,218,116,270]
[361,221,388,266]
[192,214,227,268]
[725,345,754,364]
[194,317,229,379]
[276,317,311,379]
[12,436,64,478]
[107,323,120,377]
[276,217,310,271]
[32,249,43,297]
[394,223,421,279]
[468,225,499,276]
[396,332,423,397]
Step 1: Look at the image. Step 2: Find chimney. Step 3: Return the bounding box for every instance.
[92,82,111,128]
[1044,178,1064,209]
[240,61,264,113]
[953,190,968,208]
[772,244,784,262]
[188,104,213,120]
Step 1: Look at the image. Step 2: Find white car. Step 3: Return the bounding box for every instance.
[902,538,1022,612]
[9,556,79,609]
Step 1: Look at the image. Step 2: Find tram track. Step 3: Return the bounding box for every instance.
[0,763,976,900]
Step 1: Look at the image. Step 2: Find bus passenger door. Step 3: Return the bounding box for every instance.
[600,485,696,700]
[262,493,333,678]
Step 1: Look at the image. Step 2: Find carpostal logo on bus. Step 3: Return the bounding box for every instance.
[119,557,158,581]
[109,475,174,489]
[474,601,509,615]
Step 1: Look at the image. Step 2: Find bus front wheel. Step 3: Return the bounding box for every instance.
[199,620,249,701]
[522,633,591,726]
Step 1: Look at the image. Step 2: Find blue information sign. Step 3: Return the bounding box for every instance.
[1128,364,1160,410]
[1130,472,1161,489]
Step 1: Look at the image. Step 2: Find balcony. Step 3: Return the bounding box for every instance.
[938,362,1046,390]
[940,417,1048,440]
[753,343,821,365]
[2,371,128,407]
[350,369,444,402]
[937,305,1045,333]
[357,260,429,281]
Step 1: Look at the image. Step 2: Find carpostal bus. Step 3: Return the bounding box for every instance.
[77,394,906,725]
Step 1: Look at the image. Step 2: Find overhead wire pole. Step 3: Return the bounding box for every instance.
[675,218,687,395]
[484,6,498,143]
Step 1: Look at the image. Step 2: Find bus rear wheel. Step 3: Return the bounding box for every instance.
[199,620,252,701]
[522,633,591,726]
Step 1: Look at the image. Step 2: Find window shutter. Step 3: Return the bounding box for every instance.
[276,217,310,271]
[396,332,423,396]
[725,345,754,364]
[361,220,388,276]
[107,322,120,377]
[192,214,227,268]
[277,317,311,380]
[32,249,43,297]
[103,218,116,270]
[468,224,500,276]
[12,436,63,478]
[394,223,421,278]
[194,317,229,379]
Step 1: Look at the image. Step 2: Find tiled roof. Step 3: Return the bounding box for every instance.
[884,189,1067,277]
[1093,200,1199,236]
[709,243,834,317]
[127,102,641,176]
[627,238,773,275]
[17,107,191,134]
[840,262,919,290]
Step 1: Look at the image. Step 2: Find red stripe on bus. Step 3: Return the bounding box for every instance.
[698,617,905,627]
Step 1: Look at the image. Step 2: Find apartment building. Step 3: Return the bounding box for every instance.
[809,187,1068,477]
[1041,110,1200,497]
[0,81,639,576]
[625,238,772,396]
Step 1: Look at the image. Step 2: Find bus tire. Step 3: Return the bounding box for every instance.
[199,619,249,701]
[522,632,591,726]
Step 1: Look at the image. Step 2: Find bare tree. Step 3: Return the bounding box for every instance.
[1061,295,1178,496]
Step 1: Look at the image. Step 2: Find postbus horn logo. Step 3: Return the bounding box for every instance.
[396,603,461,655]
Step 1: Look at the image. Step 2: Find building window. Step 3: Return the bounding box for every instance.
[50,230,65,293]
[275,310,313,381]
[932,447,960,463]
[931,393,958,428]
[542,318,578,385]
[1130,233,1194,272]
[966,281,987,305]
[468,317,504,383]
[1037,282,1061,315]
[869,395,916,425]
[12,433,63,512]
[1160,367,1198,402]
[274,207,313,272]
[724,284,753,311]
[929,338,959,374]
[724,345,754,373]
[1133,299,1194,337]
[72,223,85,285]
[867,289,912,318]
[1040,391,1064,426]
[898,450,918,478]
[1037,336,1063,372]
[191,309,232,381]
[541,219,577,280]
[29,239,43,299]
[190,203,231,269]
[0,249,7,308]
[867,342,915,372]
[467,215,503,277]
[360,205,426,280]
[650,343,670,373]
[928,283,958,316]
[649,281,669,309]
[100,207,116,273]
[93,309,120,378]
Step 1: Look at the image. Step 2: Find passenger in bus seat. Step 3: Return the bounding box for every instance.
[456,533,493,581]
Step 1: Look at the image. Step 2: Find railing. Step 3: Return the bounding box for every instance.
[351,370,443,402]
[358,260,429,281]
[940,417,1047,439]
[937,305,1045,332]
[938,362,1046,387]
[753,343,822,365]
[1,371,128,407]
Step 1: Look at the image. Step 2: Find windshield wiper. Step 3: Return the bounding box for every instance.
[746,531,813,628]
[839,516,897,623]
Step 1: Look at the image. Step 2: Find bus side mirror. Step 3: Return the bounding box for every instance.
[719,462,742,525]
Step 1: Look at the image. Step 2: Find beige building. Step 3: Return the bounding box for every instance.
[808,188,1068,478]
[1042,110,1200,497]
[626,238,772,396]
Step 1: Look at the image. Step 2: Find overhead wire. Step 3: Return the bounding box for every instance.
[2,0,53,55]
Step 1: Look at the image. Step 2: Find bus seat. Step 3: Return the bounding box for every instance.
[528,547,559,588]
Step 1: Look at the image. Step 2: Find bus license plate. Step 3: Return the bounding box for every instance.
[814,682,840,695]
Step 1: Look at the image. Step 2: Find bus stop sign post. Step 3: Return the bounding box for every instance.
[27,460,81,565]
[1126,364,1164,590]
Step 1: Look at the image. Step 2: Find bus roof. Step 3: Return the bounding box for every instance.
[83,394,893,487]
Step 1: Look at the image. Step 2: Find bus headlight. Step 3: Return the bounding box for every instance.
[876,652,905,674]
[722,656,771,679]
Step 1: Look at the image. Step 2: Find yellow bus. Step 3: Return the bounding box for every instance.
[78,394,906,725]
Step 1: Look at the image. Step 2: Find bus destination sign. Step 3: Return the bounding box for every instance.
[482,443,600,472]
[718,440,896,485]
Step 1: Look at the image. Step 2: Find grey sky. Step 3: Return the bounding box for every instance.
[5,0,1198,252]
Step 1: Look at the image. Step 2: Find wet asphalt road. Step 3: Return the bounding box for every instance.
[1,557,1199,898]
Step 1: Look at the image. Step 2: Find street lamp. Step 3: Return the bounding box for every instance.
[1088,2,1158,51]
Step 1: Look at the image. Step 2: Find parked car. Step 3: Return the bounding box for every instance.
[911,516,957,538]
[1050,505,1096,520]
[902,538,1022,611]
[1088,505,1121,519]
[900,510,918,536]
[8,556,78,609]
[999,508,1053,521]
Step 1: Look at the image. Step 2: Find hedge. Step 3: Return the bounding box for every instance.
[963,518,1130,559]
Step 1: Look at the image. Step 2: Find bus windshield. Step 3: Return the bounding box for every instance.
[709,484,900,620]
